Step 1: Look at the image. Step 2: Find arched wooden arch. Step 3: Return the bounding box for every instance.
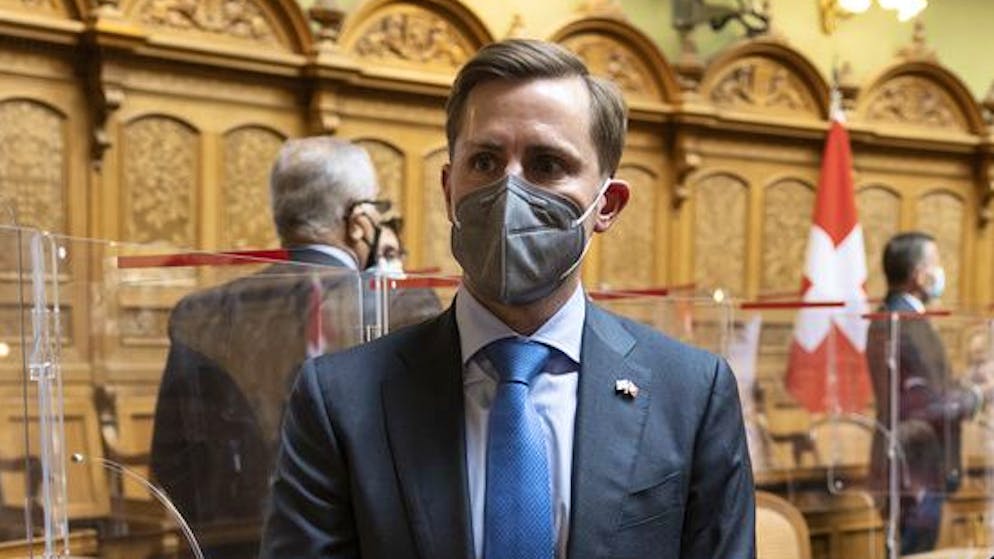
[855,58,985,135]
[120,0,313,54]
[547,15,679,107]
[701,36,830,121]
[339,0,494,79]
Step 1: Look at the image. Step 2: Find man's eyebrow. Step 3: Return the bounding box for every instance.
[463,139,503,152]
[524,140,581,160]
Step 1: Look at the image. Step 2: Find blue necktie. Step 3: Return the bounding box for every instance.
[482,338,554,559]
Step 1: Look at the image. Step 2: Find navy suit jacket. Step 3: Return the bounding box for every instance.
[151,247,356,527]
[260,300,755,558]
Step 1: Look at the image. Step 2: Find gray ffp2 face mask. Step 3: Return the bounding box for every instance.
[450,174,608,305]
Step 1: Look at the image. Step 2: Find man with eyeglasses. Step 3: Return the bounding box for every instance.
[150,137,386,558]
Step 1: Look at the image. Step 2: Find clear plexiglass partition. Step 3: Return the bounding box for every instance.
[0,226,368,558]
[0,225,740,558]
[828,308,994,559]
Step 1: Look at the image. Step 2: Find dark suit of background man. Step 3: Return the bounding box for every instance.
[866,231,992,554]
[260,39,755,559]
[150,138,385,558]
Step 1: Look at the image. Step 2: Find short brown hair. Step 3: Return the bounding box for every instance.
[445,39,628,176]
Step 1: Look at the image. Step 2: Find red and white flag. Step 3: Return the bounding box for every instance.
[784,114,872,413]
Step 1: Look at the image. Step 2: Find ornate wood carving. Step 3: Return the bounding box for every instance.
[0,100,66,233]
[122,116,197,247]
[221,126,284,249]
[421,147,456,273]
[761,179,813,294]
[1,0,58,10]
[856,186,900,298]
[119,307,170,344]
[709,57,817,117]
[351,7,471,70]
[916,191,963,304]
[309,0,346,50]
[864,76,964,130]
[0,99,65,230]
[599,164,656,289]
[355,139,405,211]
[135,0,279,44]
[560,35,659,100]
[694,174,747,294]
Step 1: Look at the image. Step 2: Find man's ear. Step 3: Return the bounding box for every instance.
[593,179,630,234]
[441,162,453,222]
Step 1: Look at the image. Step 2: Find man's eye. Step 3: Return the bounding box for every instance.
[471,153,498,174]
[532,156,564,177]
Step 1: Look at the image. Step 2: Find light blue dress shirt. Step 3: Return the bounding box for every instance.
[455,284,585,559]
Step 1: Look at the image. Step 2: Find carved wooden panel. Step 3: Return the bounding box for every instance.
[0,0,63,15]
[421,147,456,273]
[856,186,901,298]
[559,35,661,102]
[348,5,473,71]
[916,191,964,304]
[707,56,819,118]
[355,139,405,211]
[132,0,285,48]
[0,99,66,232]
[694,173,747,294]
[864,76,966,131]
[599,164,656,288]
[122,116,198,247]
[221,126,284,250]
[761,179,814,294]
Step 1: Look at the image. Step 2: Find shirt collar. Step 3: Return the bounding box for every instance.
[900,292,926,313]
[297,244,358,271]
[455,284,586,366]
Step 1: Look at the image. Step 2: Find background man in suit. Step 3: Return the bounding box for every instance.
[150,138,381,557]
[866,231,992,554]
[261,39,754,559]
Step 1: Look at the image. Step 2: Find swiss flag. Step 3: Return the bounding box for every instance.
[784,118,872,413]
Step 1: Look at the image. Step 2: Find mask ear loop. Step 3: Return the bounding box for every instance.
[560,178,613,280]
[569,178,613,228]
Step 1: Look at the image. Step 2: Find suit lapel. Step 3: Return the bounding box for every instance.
[568,304,651,558]
[381,308,473,559]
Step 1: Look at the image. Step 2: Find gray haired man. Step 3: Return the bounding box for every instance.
[150,137,383,557]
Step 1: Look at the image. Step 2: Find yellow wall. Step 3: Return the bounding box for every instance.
[299,0,994,98]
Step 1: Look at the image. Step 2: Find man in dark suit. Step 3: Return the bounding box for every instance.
[260,39,754,559]
[866,231,990,554]
[150,138,383,557]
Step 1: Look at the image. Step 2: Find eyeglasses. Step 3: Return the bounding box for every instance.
[346,199,392,218]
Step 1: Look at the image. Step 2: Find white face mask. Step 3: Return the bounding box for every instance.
[375,257,405,279]
[924,266,945,301]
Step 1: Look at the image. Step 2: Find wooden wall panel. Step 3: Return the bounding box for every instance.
[121,116,199,247]
[761,179,814,294]
[421,147,456,274]
[599,163,657,289]
[0,99,66,233]
[916,190,965,305]
[356,138,406,211]
[221,126,285,250]
[694,173,748,296]
[856,185,901,298]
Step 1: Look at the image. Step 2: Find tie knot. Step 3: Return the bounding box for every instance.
[483,338,551,385]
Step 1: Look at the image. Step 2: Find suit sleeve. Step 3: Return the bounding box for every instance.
[259,359,358,559]
[681,358,756,559]
[900,336,980,424]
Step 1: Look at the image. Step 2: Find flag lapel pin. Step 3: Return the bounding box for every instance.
[615,379,639,399]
